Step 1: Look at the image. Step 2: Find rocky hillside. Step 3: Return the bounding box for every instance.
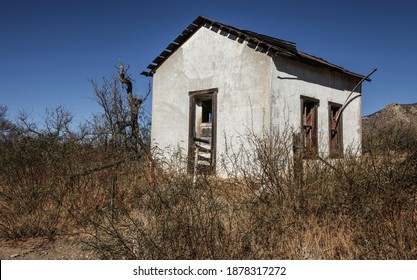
[362,102,417,150]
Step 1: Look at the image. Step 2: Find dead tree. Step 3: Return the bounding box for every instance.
[118,64,156,184]
[118,63,143,151]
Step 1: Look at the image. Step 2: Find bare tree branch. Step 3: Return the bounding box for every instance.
[118,63,142,150]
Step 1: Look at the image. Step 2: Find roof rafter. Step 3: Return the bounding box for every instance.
[141,16,366,80]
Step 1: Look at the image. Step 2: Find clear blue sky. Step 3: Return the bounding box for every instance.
[1,0,416,126]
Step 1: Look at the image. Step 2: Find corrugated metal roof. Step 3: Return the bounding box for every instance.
[141,16,366,80]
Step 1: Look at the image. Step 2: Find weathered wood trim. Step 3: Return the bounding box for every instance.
[300,95,319,158]
[189,88,218,96]
[187,88,218,175]
[328,102,343,158]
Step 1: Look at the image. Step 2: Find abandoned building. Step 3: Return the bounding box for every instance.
[142,16,367,175]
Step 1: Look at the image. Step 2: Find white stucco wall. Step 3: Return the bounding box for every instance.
[151,25,362,173]
[151,26,272,170]
[271,56,362,156]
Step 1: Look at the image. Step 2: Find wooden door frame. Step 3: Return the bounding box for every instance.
[188,88,218,174]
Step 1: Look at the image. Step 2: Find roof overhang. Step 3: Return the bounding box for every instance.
[141,16,368,81]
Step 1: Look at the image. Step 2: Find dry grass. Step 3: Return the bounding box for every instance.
[0,130,416,259]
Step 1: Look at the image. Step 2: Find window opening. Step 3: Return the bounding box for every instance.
[301,97,319,157]
[329,103,343,157]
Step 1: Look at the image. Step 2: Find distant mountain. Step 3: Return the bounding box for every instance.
[362,102,417,150]
[363,102,417,124]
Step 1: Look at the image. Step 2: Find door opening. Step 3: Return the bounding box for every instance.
[188,88,217,174]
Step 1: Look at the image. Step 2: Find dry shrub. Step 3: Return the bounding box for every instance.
[76,129,417,259]
[83,172,235,259]
[1,127,416,259]
[0,135,134,240]
[0,137,70,239]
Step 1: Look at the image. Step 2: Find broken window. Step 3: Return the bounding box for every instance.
[188,88,217,174]
[329,102,343,158]
[301,96,319,157]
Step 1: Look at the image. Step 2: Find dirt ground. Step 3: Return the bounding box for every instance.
[0,236,97,260]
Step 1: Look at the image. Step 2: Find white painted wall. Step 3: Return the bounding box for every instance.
[271,56,362,156]
[152,26,272,171]
[151,26,362,174]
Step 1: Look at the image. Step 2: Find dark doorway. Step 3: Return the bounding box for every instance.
[188,88,218,174]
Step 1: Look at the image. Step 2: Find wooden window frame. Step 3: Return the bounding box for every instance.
[188,88,218,174]
[300,96,319,158]
[328,102,343,158]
